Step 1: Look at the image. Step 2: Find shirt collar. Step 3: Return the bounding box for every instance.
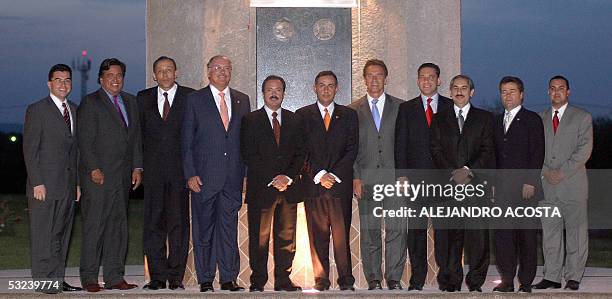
[553,103,568,120]
[158,83,178,98]
[49,93,68,107]
[454,102,471,118]
[264,105,281,120]
[505,104,522,116]
[210,84,230,98]
[366,92,386,103]
[317,101,335,115]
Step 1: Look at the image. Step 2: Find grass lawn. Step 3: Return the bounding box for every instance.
[0,194,143,270]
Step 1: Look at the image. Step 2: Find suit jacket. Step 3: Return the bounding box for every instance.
[296,103,359,200]
[539,105,592,202]
[430,104,495,172]
[77,88,143,186]
[241,107,305,207]
[182,85,250,201]
[23,97,78,200]
[395,95,453,178]
[137,85,195,187]
[493,106,545,203]
[349,94,403,185]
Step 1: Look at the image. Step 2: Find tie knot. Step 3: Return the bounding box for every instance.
[272,111,278,118]
[324,107,328,113]
[219,92,225,98]
[163,92,168,98]
[372,98,378,105]
[62,102,67,108]
[427,98,432,104]
[554,110,559,115]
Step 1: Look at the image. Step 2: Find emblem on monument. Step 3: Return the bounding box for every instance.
[313,18,335,41]
[273,19,295,42]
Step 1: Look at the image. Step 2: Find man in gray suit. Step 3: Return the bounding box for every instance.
[77,58,143,292]
[534,75,593,291]
[23,64,82,294]
[349,59,404,290]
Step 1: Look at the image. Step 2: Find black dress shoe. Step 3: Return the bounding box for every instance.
[221,280,244,291]
[518,285,532,293]
[339,284,355,291]
[274,281,302,292]
[62,281,83,292]
[387,280,403,290]
[168,280,184,290]
[367,280,382,290]
[565,280,580,290]
[408,284,423,291]
[200,282,214,292]
[469,286,482,292]
[250,284,264,292]
[533,279,562,289]
[313,283,330,291]
[143,280,166,290]
[493,282,514,292]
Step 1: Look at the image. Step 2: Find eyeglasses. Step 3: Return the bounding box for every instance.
[51,78,72,85]
[209,65,232,72]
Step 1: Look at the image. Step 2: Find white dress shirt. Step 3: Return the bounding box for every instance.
[421,93,440,114]
[157,83,177,117]
[210,84,232,122]
[50,93,73,134]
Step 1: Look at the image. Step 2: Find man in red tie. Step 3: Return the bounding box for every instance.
[534,76,592,291]
[137,56,195,291]
[394,63,452,291]
[241,75,305,292]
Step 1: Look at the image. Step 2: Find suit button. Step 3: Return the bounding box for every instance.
[379,150,382,153]
[552,156,555,159]
[224,153,227,156]
[67,168,70,171]
[503,138,507,141]
[376,165,380,168]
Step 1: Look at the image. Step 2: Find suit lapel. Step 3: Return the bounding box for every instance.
[99,89,127,130]
[358,97,378,133]
[45,97,72,135]
[258,108,277,148]
[203,86,226,132]
[228,88,242,133]
[379,94,395,132]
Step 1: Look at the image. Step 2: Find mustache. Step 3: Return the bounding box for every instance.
[270,95,279,100]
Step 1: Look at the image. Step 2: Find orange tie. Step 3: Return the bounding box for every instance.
[324,107,331,131]
[219,92,229,131]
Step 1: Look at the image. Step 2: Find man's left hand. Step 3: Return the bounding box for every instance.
[272,175,290,192]
[522,184,535,199]
[451,168,471,184]
[132,169,143,190]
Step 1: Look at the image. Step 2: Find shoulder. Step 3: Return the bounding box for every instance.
[230,88,249,100]
[177,85,196,94]
[568,105,592,119]
[386,94,405,104]
[136,86,156,99]
[121,91,136,101]
[348,96,366,110]
[399,96,420,110]
[296,103,316,115]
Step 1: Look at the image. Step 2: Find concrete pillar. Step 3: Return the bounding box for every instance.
[146,0,460,289]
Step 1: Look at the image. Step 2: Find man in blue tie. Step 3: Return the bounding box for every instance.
[348,59,405,290]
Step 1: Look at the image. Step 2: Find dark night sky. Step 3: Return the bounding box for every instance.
[1,0,611,128]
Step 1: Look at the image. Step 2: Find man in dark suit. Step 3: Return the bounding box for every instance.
[182,55,250,292]
[296,71,358,291]
[534,76,592,291]
[23,64,83,294]
[394,62,453,291]
[348,59,404,291]
[492,76,544,293]
[241,75,304,292]
[138,56,194,291]
[78,58,143,292]
[430,75,495,292]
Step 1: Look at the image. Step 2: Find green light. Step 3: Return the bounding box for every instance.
[9,136,17,142]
